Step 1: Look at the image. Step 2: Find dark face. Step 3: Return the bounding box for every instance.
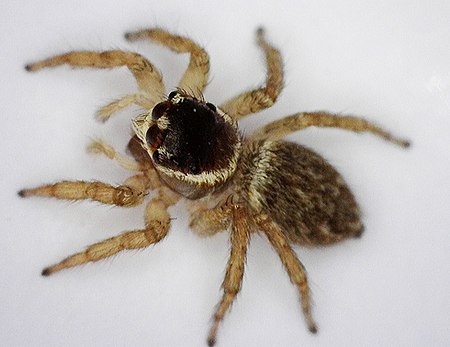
[145,91,240,177]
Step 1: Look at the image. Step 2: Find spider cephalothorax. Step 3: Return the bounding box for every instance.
[133,90,241,199]
[20,27,409,346]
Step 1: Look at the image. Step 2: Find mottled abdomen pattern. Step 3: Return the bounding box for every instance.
[239,140,363,246]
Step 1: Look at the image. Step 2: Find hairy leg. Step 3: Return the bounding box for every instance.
[95,93,155,123]
[188,197,234,237]
[220,28,283,120]
[251,111,411,147]
[87,139,143,172]
[125,28,210,96]
[18,174,152,207]
[256,215,317,334]
[87,139,158,175]
[207,204,250,346]
[25,50,165,120]
[41,187,179,276]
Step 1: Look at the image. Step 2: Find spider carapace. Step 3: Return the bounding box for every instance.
[20,27,409,346]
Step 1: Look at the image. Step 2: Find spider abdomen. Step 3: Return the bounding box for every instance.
[238,140,363,246]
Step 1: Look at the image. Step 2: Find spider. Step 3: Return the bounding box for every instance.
[19,27,410,346]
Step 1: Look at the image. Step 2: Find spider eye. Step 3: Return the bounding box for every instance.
[152,150,161,164]
[145,124,165,149]
[170,156,182,167]
[206,102,216,112]
[189,162,201,174]
[168,91,178,100]
[151,101,169,120]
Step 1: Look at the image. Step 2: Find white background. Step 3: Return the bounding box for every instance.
[1,1,450,346]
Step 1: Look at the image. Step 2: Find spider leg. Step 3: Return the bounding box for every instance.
[87,139,144,172]
[251,111,411,147]
[25,50,165,120]
[18,174,154,207]
[125,28,209,97]
[256,215,318,334]
[41,187,179,276]
[95,93,153,123]
[220,27,283,120]
[188,197,233,237]
[207,204,250,347]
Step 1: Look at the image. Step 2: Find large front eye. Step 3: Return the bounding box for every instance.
[146,124,165,149]
[168,91,178,99]
[151,101,170,120]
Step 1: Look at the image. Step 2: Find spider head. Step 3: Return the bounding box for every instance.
[132,90,241,199]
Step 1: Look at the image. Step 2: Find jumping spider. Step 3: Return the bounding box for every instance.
[20,27,410,346]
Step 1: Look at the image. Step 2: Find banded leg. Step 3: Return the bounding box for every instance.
[125,28,210,96]
[256,215,317,334]
[220,28,283,120]
[18,174,152,207]
[41,188,178,276]
[207,204,250,346]
[251,111,411,147]
[25,50,165,121]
